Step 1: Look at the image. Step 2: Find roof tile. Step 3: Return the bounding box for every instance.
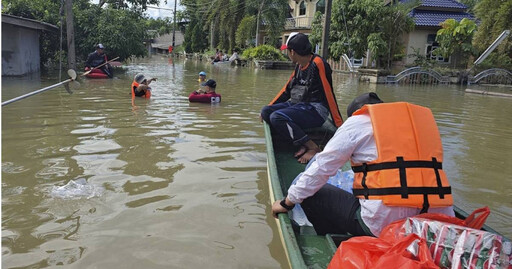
[400,0,467,9]
[410,10,475,27]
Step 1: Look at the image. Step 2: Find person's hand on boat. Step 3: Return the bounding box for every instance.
[272,198,295,218]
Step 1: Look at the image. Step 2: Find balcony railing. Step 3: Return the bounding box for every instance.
[284,17,314,30]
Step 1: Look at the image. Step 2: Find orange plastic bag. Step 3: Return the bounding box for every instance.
[328,234,438,269]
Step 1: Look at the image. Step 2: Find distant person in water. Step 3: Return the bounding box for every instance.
[229,50,240,62]
[85,44,113,78]
[194,79,216,94]
[132,74,157,98]
[198,71,207,82]
[260,32,343,163]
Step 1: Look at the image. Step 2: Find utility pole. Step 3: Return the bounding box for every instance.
[172,0,177,50]
[321,0,332,59]
[65,0,76,70]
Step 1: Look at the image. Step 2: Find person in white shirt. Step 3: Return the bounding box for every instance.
[229,50,239,62]
[272,92,455,236]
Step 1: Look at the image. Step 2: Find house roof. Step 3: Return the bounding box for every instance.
[2,14,58,32]
[400,0,467,10]
[410,10,474,27]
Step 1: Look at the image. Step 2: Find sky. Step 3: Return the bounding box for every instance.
[145,0,184,19]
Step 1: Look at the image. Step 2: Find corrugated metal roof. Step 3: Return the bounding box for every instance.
[410,10,474,27]
[400,0,467,9]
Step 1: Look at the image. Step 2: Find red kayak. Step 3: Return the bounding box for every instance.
[188,91,221,103]
[84,68,109,79]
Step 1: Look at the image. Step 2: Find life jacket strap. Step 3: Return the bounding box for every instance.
[352,186,452,197]
[352,157,446,199]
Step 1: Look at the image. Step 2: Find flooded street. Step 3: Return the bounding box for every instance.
[2,57,512,268]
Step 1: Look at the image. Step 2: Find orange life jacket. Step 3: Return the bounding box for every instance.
[269,54,343,127]
[351,102,453,211]
[131,81,151,98]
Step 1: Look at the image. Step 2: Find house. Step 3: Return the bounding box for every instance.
[2,14,58,76]
[401,0,474,66]
[257,0,325,47]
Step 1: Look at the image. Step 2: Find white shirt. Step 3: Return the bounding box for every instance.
[287,114,454,236]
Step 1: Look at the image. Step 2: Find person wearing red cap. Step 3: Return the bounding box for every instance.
[261,32,343,163]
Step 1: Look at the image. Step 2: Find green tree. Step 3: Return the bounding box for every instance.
[3,0,156,68]
[329,0,415,68]
[434,18,477,68]
[235,15,256,48]
[473,0,512,68]
[257,0,288,47]
[459,0,479,14]
[182,0,287,53]
[309,11,324,52]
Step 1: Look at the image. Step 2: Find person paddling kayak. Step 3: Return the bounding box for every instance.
[85,44,113,78]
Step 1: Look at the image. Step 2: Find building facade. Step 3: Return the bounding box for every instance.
[402,0,474,66]
[2,14,58,76]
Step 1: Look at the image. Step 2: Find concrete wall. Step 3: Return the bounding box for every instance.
[2,24,41,76]
[404,28,438,65]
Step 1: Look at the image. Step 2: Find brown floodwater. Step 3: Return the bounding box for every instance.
[2,57,511,268]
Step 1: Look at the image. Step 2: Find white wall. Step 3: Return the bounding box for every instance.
[405,29,438,65]
[2,24,41,76]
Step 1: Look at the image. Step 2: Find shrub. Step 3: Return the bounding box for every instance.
[242,45,287,61]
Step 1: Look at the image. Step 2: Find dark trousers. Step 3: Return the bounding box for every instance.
[300,184,370,236]
[261,102,325,146]
[100,64,113,78]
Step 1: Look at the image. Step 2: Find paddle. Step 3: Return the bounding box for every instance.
[2,69,77,106]
[82,56,120,76]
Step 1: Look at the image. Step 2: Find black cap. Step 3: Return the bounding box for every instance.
[346,92,384,117]
[280,33,312,56]
[201,79,216,88]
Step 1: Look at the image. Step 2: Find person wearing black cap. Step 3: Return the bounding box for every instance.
[260,32,343,164]
[85,43,113,78]
[272,92,455,238]
[194,79,217,94]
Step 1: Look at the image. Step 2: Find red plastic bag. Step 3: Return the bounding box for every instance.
[328,234,438,269]
[380,207,491,243]
[374,234,439,269]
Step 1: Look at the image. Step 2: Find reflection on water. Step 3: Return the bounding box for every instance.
[2,57,512,268]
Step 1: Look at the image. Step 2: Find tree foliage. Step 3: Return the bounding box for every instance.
[309,11,324,53]
[329,0,415,68]
[434,18,477,68]
[74,5,148,60]
[181,0,288,53]
[3,0,155,68]
[242,45,286,61]
[473,0,512,68]
[236,15,256,48]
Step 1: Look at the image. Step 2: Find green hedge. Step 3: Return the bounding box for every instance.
[242,45,287,61]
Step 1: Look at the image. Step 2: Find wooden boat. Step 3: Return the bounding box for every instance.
[263,121,510,268]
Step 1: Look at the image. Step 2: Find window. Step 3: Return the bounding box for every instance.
[426,42,449,63]
[427,34,436,44]
[316,0,325,14]
[299,1,306,16]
